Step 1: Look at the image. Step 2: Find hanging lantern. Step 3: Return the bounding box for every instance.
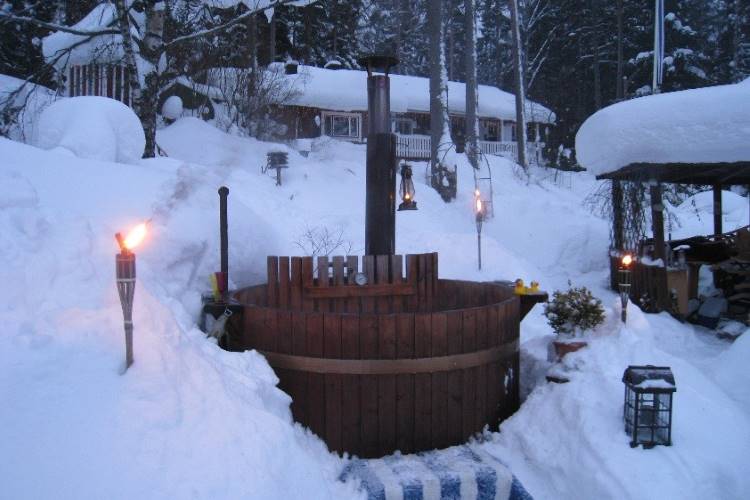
[619,254,633,323]
[622,365,676,448]
[398,163,417,211]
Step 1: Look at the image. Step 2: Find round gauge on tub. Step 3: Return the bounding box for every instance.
[354,272,369,286]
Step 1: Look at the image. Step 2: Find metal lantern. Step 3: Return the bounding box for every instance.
[397,163,417,211]
[618,254,632,323]
[115,223,147,372]
[622,365,676,448]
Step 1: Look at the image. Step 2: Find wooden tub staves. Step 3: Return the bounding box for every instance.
[226,253,526,458]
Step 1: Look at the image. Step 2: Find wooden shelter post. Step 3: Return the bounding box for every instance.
[650,182,666,263]
[612,180,625,251]
[713,184,723,236]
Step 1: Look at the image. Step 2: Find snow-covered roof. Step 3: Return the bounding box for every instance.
[276,64,555,124]
[42,3,134,69]
[576,79,750,177]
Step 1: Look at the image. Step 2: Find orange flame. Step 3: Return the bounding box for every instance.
[621,254,633,267]
[123,223,147,250]
[476,197,483,213]
[404,192,411,201]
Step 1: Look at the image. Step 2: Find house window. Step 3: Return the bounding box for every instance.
[324,112,360,139]
[481,120,500,142]
[393,118,415,135]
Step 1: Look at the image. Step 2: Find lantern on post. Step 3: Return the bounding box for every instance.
[397,163,417,211]
[114,222,147,373]
[622,365,676,448]
[619,254,633,323]
[475,193,485,270]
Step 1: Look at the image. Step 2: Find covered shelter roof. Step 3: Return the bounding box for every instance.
[576,79,750,185]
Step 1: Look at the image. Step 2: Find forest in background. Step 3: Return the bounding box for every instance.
[2,0,749,161]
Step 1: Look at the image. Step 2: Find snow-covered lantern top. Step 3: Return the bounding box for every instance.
[323,59,344,71]
[622,365,676,448]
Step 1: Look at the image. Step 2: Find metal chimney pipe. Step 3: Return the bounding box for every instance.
[358,54,399,256]
[218,186,229,293]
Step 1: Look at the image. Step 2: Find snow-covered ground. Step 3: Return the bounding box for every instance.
[1,115,748,499]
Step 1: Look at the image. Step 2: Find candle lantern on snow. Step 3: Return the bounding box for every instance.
[115,223,147,372]
[619,254,633,323]
[622,365,676,448]
[397,163,417,211]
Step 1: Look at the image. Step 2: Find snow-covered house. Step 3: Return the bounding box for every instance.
[273,62,555,161]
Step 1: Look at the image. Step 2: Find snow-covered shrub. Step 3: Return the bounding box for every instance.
[35,96,145,163]
[543,285,605,337]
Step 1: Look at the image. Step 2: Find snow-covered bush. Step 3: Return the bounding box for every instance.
[543,285,605,337]
[35,96,145,163]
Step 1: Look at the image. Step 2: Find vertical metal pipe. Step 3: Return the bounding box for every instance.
[367,75,391,134]
[219,186,229,292]
[713,184,723,236]
[365,133,397,255]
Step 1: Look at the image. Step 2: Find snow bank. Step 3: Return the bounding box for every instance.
[576,79,750,176]
[479,307,750,500]
[0,74,56,142]
[0,137,358,499]
[277,64,555,124]
[668,189,749,239]
[35,96,145,163]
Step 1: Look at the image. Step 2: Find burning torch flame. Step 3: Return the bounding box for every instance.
[621,254,633,267]
[475,197,483,214]
[116,223,148,252]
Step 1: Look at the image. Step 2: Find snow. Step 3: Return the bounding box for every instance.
[1,116,748,499]
[34,96,145,164]
[667,189,749,239]
[161,95,184,120]
[634,379,675,389]
[0,74,57,142]
[42,3,129,70]
[276,64,555,124]
[576,79,750,176]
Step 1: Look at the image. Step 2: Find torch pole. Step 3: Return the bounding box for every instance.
[116,248,136,372]
[476,214,483,271]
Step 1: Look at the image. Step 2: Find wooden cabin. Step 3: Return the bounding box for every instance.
[272,62,555,163]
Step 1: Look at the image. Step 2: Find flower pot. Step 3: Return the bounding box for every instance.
[552,340,588,361]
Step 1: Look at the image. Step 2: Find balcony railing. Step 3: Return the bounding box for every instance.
[395,134,544,164]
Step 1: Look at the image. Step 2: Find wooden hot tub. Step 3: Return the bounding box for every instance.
[226,253,538,458]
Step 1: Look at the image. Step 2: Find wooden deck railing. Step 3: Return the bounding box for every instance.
[395,134,544,164]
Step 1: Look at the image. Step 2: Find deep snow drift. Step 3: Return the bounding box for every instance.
[1,116,748,499]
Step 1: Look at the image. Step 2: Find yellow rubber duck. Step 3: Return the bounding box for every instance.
[529,281,540,293]
[514,279,526,295]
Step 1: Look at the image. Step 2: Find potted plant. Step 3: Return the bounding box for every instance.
[543,285,605,360]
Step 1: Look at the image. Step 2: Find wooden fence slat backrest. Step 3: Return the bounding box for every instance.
[264,253,440,313]
[345,255,359,312]
[278,257,290,309]
[316,256,329,313]
[267,256,278,308]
